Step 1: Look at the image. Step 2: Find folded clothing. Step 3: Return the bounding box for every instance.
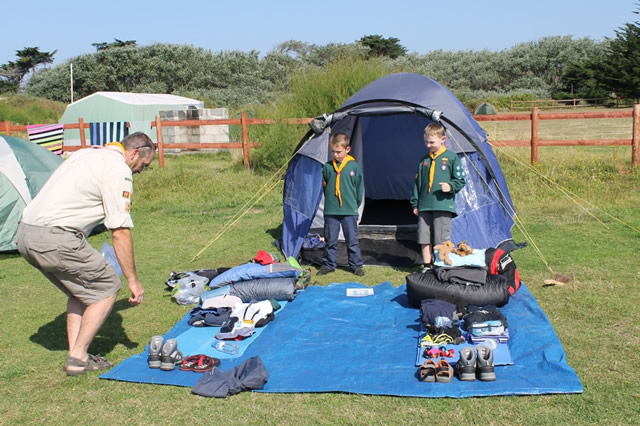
[462,305,509,331]
[188,307,232,327]
[435,266,487,286]
[467,328,510,344]
[192,356,268,398]
[420,299,457,327]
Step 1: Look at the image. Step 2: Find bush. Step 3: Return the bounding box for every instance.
[455,89,549,112]
[247,58,391,172]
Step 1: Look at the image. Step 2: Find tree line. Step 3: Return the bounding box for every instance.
[1,6,639,110]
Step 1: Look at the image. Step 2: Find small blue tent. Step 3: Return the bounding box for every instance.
[281,73,516,259]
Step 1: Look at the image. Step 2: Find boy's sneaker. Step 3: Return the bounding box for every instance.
[476,345,496,381]
[160,338,184,371]
[317,266,334,276]
[420,264,433,274]
[351,266,365,277]
[147,335,164,369]
[455,347,476,381]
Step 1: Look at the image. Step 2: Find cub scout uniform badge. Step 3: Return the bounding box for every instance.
[441,157,448,171]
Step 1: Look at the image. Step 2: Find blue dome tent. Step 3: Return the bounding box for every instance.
[281,73,516,261]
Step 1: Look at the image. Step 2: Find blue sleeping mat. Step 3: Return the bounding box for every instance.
[101,282,583,398]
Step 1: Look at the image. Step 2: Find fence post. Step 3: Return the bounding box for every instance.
[241,112,250,169]
[632,104,639,167]
[531,107,539,164]
[155,115,165,168]
[78,118,87,148]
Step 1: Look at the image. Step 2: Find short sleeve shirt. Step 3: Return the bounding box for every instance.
[21,147,134,236]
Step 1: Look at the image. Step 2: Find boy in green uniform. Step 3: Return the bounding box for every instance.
[410,123,466,272]
[317,133,365,276]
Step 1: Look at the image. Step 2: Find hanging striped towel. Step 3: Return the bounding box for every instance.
[26,124,64,155]
[90,122,129,146]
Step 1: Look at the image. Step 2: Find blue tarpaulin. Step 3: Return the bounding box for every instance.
[101,282,582,398]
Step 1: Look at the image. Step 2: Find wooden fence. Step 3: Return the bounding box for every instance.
[151,112,311,168]
[2,106,638,167]
[475,105,639,166]
[509,98,631,110]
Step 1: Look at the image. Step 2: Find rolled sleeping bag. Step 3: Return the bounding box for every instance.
[230,277,298,302]
[406,270,510,308]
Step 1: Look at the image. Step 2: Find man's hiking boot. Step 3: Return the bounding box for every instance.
[476,345,496,381]
[455,347,476,381]
[351,266,365,277]
[148,335,164,368]
[160,338,184,371]
[317,266,333,276]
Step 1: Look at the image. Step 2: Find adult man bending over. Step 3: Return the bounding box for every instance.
[16,132,155,376]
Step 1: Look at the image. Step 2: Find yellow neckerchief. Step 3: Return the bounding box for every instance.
[104,142,126,158]
[332,154,355,206]
[428,146,446,191]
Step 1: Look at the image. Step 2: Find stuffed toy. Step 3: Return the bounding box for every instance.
[434,241,456,265]
[455,240,474,257]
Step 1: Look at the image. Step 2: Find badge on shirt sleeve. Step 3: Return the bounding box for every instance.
[122,191,130,199]
[350,171,355,176]
[124,202,131,212]
[441,157,448,171]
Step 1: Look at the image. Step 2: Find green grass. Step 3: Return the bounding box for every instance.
[0,95,66,125]
[1,147,640,424]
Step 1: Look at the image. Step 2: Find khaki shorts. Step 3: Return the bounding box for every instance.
[417,211,452,246]
[16,222,121,305]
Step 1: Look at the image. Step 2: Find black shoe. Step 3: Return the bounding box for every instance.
[351,266,365,277]
[317,266,333,276]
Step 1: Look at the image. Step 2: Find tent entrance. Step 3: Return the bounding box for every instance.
[359,198,416,241]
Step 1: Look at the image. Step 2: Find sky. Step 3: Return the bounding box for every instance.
[1,0,637,66]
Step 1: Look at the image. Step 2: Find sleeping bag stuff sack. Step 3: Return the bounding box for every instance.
[406,270,510,308]
[230,277,298,302]
[485,248,520,295]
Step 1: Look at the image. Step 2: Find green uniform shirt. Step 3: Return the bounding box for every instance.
[410,150,465,215]
[322,159,364,216]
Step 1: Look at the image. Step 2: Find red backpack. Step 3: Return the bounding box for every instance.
[485,248,520,295]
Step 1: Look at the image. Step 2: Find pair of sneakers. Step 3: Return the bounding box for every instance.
[455,345,496,381]
[148,336,184,371]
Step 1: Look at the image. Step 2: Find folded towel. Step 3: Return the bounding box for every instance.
[26,124,64,155]
[90,121,129,146]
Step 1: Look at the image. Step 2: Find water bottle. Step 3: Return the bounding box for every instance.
[213,340,239,355]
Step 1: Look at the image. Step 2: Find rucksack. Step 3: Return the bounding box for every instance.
[484,248,520,295]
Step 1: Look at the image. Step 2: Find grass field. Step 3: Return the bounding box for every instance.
[1,143,639,424]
